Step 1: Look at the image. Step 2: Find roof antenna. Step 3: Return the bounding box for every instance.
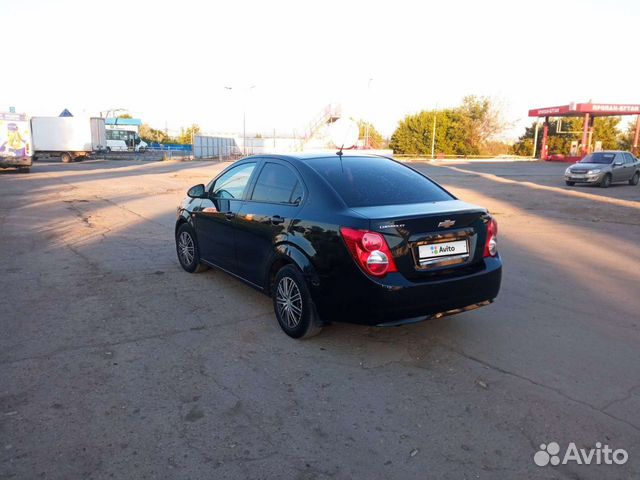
[337,144,344,172]
[329,118,357,172]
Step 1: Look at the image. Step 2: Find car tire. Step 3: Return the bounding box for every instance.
[60,152,73,163]
[273,265,322,339]
[175,223,208,273]
[565,180,575,186]
[629,172,639,186]
[600,174,611,188]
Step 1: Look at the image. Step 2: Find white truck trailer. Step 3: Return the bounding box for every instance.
[0,112,33,173]
[31,117,106,163]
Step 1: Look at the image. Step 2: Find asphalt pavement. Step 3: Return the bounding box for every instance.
[1,158,639,479]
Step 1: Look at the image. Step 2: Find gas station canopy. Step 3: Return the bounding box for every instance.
[528,102,640,160]
[529,103,640,118]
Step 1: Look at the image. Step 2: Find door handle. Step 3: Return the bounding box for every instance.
[270,215,285,225]
[225,212,236,220]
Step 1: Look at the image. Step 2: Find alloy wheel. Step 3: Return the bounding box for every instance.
[178,231,195,266]
[276,277,303,328]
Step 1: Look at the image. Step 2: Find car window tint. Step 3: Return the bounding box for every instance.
[251,163,301,204]
[306,156,453,207]
[624,153,634,164]
[212,163,255,199]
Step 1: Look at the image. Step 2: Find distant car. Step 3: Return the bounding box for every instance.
[565,151,640,188]
[174,154,502,339]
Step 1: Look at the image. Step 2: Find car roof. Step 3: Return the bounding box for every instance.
[242,152,392,163]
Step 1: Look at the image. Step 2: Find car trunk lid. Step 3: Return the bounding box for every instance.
[349,200,490,280]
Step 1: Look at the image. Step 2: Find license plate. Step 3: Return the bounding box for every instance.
[419,240,469,260]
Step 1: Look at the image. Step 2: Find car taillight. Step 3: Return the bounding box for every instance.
[483,217,498,258]
[340,227,398,277]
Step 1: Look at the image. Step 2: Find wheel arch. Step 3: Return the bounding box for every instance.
[265,243,319,295]
[174,211,194,237]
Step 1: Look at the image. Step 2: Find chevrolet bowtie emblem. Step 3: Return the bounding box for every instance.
[438,219,456,228]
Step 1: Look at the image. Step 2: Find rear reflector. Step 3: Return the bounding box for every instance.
[340,227,398,277]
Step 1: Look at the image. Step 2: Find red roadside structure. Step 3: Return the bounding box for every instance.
[528,103,640,162]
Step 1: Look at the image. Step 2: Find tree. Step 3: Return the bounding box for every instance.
[117,113,133,119]
[390,108,473,156]
[389,96,506,156]
[358,120,386,149]
[512,119,580,157]
[389,111,429,155]
[482,140,512,156]
[593,117,621,150]
[459,95,507,154]
[177,124,201,145]
[618,120,639,151]
[512,117,621,156]
[139,124,170,144]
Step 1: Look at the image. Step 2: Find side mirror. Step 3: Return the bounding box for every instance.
[187,184,206,198]
[614,161,623,166]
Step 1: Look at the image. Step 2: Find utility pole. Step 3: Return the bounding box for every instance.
[365,78,373,148]
[431,109,437,159]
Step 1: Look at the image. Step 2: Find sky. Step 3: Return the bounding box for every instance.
[1,0,639,140]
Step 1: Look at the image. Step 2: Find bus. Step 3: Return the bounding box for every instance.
[105,128,148,152]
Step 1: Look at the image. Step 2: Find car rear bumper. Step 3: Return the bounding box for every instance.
[312,256,502,325]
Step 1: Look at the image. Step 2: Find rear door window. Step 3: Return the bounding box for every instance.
[306,156,453,207]
[251,162,302,204]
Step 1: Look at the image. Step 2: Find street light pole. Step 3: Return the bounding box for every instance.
[225,85,255,156]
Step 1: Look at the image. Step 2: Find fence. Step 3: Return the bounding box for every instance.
[393,154,535,162]
[193,135,242,160]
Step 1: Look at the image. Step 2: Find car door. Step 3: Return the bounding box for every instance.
[234,160,305,287]
[194,161,257,272]
[623,153,637,180]
[611,153,627,182]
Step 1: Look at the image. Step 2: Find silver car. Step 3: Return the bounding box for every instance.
[565,151,640,188]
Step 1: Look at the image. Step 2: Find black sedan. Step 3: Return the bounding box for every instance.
[175,154,502,338]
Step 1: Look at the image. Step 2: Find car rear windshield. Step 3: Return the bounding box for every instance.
[306,156,454,207]
[580,152,615,164]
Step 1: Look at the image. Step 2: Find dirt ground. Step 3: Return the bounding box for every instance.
[1,158,639,479]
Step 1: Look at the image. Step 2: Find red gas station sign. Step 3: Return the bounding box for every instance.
[529,103,640,117]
